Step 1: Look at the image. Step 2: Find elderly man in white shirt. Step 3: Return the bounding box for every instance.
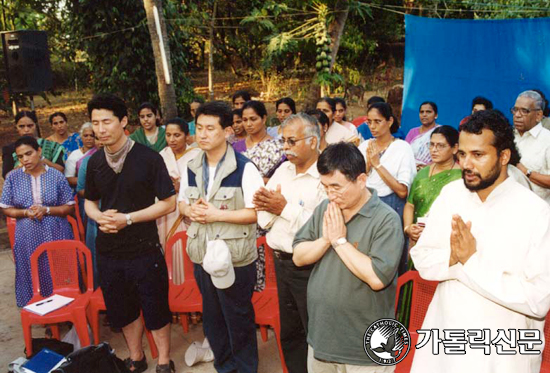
[255,113,326,373]
[410,110,550,373]
[512,90,550,204]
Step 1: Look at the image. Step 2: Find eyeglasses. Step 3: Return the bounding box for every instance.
[428,143,449,151]
[510,107,541,116]
[281,136,313,147]
[321,180,353,196]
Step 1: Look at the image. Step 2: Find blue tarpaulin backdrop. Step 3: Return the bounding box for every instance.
[402,15,550,136]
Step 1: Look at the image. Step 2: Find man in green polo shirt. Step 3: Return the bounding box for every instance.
[293,142,403,372]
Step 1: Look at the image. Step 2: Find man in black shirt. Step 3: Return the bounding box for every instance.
[84,93,176,373]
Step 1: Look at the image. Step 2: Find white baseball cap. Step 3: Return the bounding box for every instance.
[202,240,235,289]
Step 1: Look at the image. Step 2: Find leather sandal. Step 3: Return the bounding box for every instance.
[156,360,175,373]
[124,355,148,373]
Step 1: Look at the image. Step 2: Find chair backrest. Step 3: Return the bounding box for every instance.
[165,231,194,283]
[72,195,86,242]
[6,217,16,249]
[541,312,550,372]
[395,270,438,332]
[257,236,277,290]
[30,240,93,296]
[352,115,368,128]
[66,216,82,242]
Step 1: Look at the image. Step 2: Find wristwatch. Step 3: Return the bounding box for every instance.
[46,207,51,215]
[125,213,133,226]
[333,237,347,248]
[526,169,533,178]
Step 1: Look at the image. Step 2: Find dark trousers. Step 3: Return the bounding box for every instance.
[380,193,408,275]
[273,252,313,373]
[194,262,258,373]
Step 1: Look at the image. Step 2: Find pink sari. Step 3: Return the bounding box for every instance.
[75,147,98,175]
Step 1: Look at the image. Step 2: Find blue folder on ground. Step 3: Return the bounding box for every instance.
[21,348,65,373]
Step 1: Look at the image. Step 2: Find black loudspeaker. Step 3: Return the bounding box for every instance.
[1,30,53,94]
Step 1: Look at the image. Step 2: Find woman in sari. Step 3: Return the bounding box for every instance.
[227,108,246,145]
[333,97,359,137]
[267,97,296,138]
[359,102,416,218]
[65,122,96,187]
[0,136,75,307]
[157,118,200,284]
[360,102,416,277]
[130,102,167,152]
[404,125,461,246]
[232,100,285,182]
[316,97,359,145]
[46,112,82,160]
[2,111,65,178]
[405,101,440,169]
[399,126,461,328]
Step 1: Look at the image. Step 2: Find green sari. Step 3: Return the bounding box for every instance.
[397,165,461,328]
[129,126,167,152]
[407,165,462,222]
[13,138,65,167]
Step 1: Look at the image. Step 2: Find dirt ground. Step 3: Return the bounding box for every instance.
[0,252,283,372]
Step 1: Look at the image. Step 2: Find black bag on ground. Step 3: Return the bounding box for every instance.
[25,338,74,358]
[51,342,128,373]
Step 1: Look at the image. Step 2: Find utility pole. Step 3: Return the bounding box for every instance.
[143,0,177,119]
[208,1,217,101]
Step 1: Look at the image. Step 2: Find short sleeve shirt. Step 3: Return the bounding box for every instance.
[85,142,175,257]
[292,190,403,365]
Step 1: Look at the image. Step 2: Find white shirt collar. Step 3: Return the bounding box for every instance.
[287,160,319,178]
[468,175,514,204]
[516,122,543,138]
[528,122,543,138]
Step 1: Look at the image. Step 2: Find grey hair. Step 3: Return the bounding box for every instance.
[518,90,545,111]
[281,113,321,151]
[80,122,93,135]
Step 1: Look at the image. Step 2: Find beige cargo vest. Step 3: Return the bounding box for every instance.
[184,145,257,267]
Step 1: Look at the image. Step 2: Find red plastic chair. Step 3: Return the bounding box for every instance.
[352,115,368,128]
[66,216,82,243]
[540,312,550,372]
[7,216,80,260]
[163,231,203,334]
[72,195,86,242]
[253,236,288,373]
[21,240,93,357]
[394,271,438,373]
[87,287,159,359]
[6,217,16,259]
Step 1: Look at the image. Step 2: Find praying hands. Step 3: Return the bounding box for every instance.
[253,185,287,216]
[449,214,477,266]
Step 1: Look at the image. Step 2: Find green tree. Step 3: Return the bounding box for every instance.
[66,0,194,116]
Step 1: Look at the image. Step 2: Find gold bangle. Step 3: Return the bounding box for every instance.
[374,164,382,170]
[404,225,410,234]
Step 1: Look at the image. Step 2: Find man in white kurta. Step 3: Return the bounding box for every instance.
[512,90,550,204]
[410,110,550,373]
[255,113,326,373]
